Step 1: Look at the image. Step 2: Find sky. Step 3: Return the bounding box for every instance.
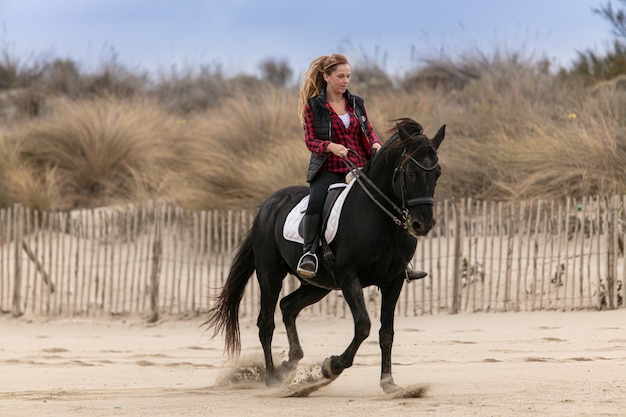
[0,0,616,80]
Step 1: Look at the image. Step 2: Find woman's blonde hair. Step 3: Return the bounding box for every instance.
[297,53,349,124]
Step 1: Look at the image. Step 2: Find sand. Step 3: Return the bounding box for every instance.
[1,309,625,417]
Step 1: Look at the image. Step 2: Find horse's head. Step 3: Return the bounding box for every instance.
[381,118,445,237]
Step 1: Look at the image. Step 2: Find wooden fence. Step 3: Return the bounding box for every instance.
[1,196,624,320]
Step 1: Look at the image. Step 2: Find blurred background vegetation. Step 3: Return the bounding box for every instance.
[1,2,626,212]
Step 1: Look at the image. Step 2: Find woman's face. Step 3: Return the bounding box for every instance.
[324,63,350,95]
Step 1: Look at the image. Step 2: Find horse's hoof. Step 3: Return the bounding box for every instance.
[275,361,298,382]
[278,362,335,397]
[382,381,403,395]
[387,384,430,399]
[265,375,282,388]
[381,375,402,394]
[321,357,340,380]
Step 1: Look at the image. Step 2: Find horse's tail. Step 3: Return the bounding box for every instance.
[204,229,255,358]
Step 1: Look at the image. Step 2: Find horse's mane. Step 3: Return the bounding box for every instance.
[389,117,424,138]
[364,118,431,173]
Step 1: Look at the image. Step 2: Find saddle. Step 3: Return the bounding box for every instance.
[283,180,356,275]
[297,183,345,238]
[283,180,355,246]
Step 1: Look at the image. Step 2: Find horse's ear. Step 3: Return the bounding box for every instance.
[432,124,446,149]
[397,122,411,143]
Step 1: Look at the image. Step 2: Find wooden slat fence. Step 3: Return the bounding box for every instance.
[0,196,624,320]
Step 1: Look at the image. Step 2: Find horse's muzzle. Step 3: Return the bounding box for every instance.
[408,217,435,237]
[406,197,436,237]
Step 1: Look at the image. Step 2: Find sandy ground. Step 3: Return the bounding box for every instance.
[1,309,625,417]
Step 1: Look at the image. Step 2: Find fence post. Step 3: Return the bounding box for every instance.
[605,195,616,309]
[148,207,163,323]
[12,204,23,317]
[451,201,462,314]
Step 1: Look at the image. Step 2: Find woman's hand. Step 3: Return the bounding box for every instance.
[326,142,349,158]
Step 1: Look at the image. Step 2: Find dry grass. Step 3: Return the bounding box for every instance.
[405,55,626,201]
[167,86,308,210]
[2,85,310,211]
[11,96,180,209]
[1,50,626,211]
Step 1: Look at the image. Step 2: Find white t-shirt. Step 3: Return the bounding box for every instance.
[339,113,351,129]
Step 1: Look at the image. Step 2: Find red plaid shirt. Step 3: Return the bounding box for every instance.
[303,101,380,174]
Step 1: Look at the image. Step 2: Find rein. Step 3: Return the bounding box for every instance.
[344,156,408,228]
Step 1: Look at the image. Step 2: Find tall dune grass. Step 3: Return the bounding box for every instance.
[166,86,308,210]
[0,131,62,211]
[12,97,181,209]
[1,49,626,211]
[3,88,308,210]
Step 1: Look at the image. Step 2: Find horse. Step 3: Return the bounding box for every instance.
[205,118,445,394]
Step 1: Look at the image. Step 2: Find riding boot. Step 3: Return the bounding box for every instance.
[405,268,428,281]
[296,213,323,278]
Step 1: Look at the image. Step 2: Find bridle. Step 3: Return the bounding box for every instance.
[343,144,439,231]
[395,150,439,209]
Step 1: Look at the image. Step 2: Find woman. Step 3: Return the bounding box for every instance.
[296,54,426,281]
[297,54,427,280]
[295,54,378,278]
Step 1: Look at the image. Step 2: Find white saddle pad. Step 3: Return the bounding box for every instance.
[283,179,356,244]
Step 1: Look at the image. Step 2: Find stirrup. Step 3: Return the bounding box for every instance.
[405,269,428,281]
[297,251,318,278]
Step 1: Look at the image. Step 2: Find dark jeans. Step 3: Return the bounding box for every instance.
[306,171,345,215]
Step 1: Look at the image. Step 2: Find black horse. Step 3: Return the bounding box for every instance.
[205,118,445,394]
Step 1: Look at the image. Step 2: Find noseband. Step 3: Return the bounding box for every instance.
[344,147,439,230]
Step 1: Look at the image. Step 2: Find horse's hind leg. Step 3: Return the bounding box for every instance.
[276,284,330,377]
[256,266,287,388]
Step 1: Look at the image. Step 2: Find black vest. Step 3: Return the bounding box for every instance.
[307,89,371,142]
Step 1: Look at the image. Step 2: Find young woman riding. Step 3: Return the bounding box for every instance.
[296,53,426,281]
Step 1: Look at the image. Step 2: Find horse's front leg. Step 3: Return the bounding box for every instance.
[379,273,405,394]
[322,277,371,379]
